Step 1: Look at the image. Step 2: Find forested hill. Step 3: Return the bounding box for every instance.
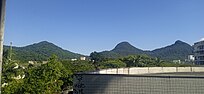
[3,40,194,62]
[151,40,194,60]
[99,40,194,61]
[112,42,144,55]
[3,41,83,62]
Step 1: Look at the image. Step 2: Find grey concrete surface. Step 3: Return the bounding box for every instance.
[74,74,204,94]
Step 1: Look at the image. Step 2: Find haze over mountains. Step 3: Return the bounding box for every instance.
[3,40,193,61]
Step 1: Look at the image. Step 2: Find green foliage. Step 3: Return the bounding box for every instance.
[2,52,93,94]
[62,60,95,73]
[159,62,193,67]
[152,40,194,60]
[61,60,95,90]
[112,42,144,56]
[22,55,72,94]
[88,51,192,69]
[100,59,126,69]
[2,80,24,94]
[3,41,83,62]
[99,40,193,61]
[1,41,194,94]
[90,51,105,70]
[3,40,193,63]
[120,55,192,67]
[2,49,25,94]
[121,55,156,67]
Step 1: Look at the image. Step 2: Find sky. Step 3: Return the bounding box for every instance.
[4,0,204,55]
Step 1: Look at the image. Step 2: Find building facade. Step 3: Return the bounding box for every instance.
[193,40,204,65]
[80,57,86,61]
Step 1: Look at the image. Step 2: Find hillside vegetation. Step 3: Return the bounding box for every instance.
[2,42,193,93]
[3,41,83,62]
[3,40,193,62]
[100,40,193,61]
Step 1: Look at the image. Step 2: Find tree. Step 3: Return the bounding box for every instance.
[90,51,105,70]
[2,45,25,94]
[155,58,164,66]
[121,55,143,67]
[22,55,72,94]
[62,60,94,73]
[121,55,162,67]
[100,59,126,69]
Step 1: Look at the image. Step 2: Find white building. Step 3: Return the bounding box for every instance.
[80,57,86,61]
[173,60,181,64]
[193,39,204,65]
[71,59,77,61]
[188,55,195,61]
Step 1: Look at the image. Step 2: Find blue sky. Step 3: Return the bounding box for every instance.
[4,0,204,55]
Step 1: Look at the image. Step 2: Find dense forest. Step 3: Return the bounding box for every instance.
[3,41,84,62]
[2,51,192,93]
[3,40,193,62]
[1,41,194,93]
[100,40,193,61]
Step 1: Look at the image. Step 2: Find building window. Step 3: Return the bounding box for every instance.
[198,45,204,50]
[199,56,204,60]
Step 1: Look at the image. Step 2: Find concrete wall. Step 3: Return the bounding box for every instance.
[74,67,204,94]
[96,67,204,75]
[73,74,204,94]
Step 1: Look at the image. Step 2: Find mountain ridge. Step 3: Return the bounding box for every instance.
[3,40,194,61]
[99,40,193,60]
[3,41,84,62]
[111,41,144,55]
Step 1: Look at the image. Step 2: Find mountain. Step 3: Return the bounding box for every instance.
[99,42,144,58]
[3,41,83,62]
[3,40,193,62]
[151,40,194,60]
[112,42,144,55]
[100,42,145,58]
[99,40,193,61]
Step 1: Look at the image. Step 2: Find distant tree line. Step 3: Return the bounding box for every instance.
[90,51,192,70]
